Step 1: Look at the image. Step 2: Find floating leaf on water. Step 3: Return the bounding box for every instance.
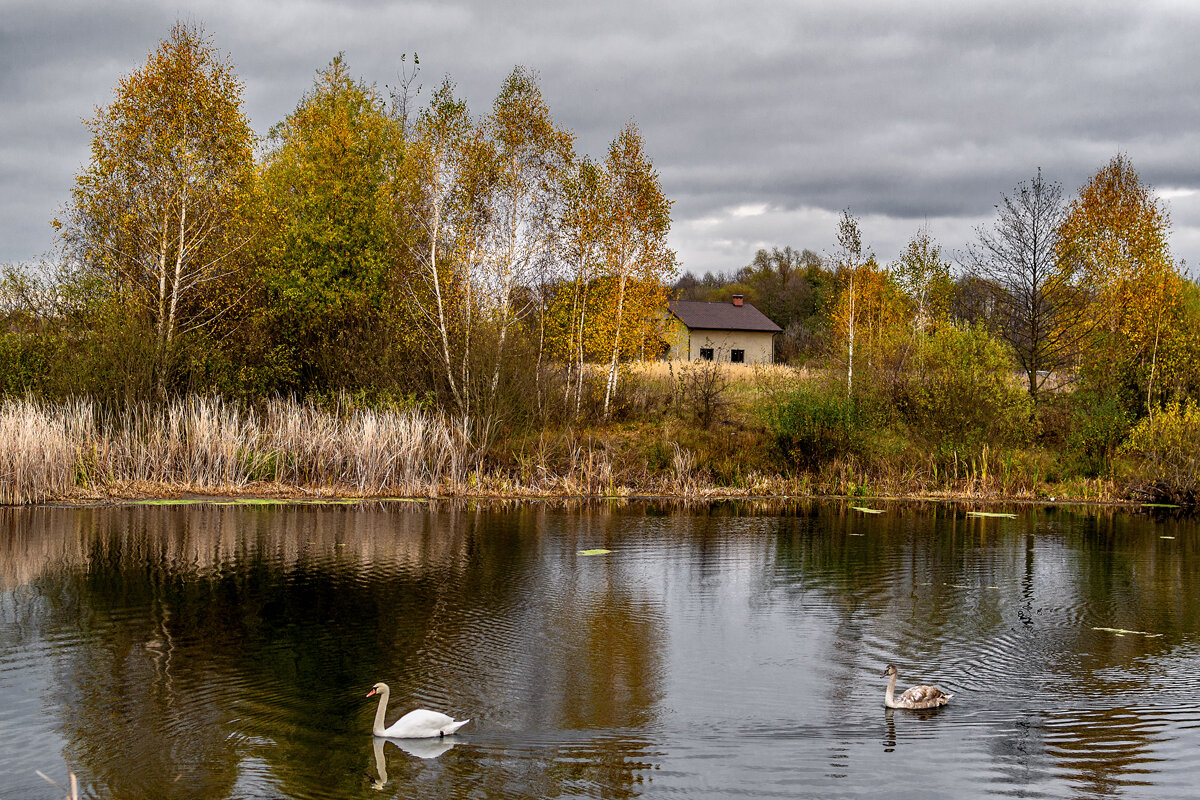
[987,586,1000,590]
[1160,536,1176,540]
[1092,626,1162,638]
[851,507,884,514]
[578,549,613,556]
[967,511,1017,519]
[947,584,969,589]
[848,533,865,536]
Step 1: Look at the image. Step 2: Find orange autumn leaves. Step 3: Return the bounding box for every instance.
[1058,154,1196,412]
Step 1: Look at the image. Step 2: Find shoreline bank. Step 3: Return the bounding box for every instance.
[35,481,1154,511]
[3,394,1182,510]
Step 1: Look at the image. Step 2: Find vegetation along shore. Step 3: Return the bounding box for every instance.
[2,23,1198,508]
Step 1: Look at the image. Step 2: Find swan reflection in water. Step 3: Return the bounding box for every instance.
[370,735,458,790]
[882,705,949,754]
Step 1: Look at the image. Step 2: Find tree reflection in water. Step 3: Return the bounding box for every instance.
[2,501,1200,798]
[1,503,665,799]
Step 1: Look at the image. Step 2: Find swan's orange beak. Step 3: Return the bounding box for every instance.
[366,688,377,698]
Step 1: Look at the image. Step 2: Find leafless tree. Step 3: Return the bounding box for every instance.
[962,169,1088,403]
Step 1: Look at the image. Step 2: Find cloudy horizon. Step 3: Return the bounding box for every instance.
[3,0,1198,280]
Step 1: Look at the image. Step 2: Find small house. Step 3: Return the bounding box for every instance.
[663,295,782,364]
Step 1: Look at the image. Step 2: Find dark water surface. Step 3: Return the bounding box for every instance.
[2,501,1200,799]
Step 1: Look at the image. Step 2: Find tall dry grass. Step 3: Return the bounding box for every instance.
[0,398,89,504]
[0,396,474,504]
[262,398,471,494]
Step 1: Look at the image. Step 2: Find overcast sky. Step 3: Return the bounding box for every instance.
[3,0,1199,278]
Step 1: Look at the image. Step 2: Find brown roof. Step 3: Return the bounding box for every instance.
[668,299,782,333]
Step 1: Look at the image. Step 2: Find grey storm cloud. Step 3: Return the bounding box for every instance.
[2,0,1198,277]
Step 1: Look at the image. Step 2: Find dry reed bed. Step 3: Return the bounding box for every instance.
[0,397,471,504]
[0,398,85,505]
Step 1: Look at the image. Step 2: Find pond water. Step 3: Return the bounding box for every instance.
[2,501,1200,799]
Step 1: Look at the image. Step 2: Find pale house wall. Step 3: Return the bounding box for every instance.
[670,328,774,364]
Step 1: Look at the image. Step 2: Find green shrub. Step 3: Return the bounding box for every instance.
[761,381,863,468]
[901,324,1033,454]
[1121,400,1200,504]
[0,329,63,395]
[1066,389,1133,477]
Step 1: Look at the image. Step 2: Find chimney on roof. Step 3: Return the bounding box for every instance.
[732,294,744,307]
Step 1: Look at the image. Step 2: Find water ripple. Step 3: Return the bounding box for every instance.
[3,504,1200,798]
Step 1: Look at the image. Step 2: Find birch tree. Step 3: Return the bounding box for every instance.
[399,70,574,429]
[827,211,910,398]
[832,210,869,397]
[599,123,674,418]
[398,80,485,415]
[894,224,952,333]
[59,23,255,391]
[555,156,607,412]
[479,68,574,417]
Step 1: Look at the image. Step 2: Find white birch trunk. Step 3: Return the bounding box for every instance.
[166,184,188,350]
[426,204,464,413]
[602,268,629,418]
[846,269,855,398]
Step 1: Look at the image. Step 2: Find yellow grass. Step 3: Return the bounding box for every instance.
[626,360,805,383]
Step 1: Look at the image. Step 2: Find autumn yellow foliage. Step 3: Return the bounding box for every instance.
[1057,153,1189,412]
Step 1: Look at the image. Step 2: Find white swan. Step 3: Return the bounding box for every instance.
[883,664,953,709]
[366,682,470,738]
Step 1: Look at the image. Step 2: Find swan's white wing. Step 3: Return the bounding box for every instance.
[381,709,469,738]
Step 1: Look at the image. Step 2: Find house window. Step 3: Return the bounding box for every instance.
[730,349,744,363]
[699,348,714,361]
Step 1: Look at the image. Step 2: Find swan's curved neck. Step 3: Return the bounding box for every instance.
[885,673,898,709]
[372,686,391,736]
